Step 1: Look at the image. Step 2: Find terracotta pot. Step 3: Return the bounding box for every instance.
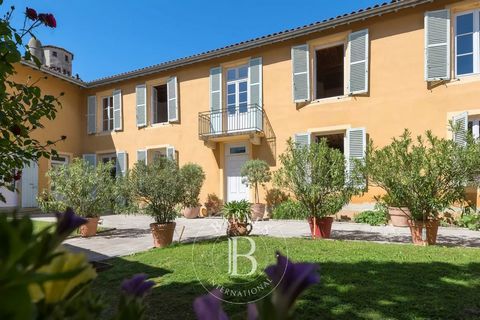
[79,217,99,238]
[388,207,411,227]
[150,222,176,248]
[407,220,440,246]
[183,206,200,219]
[308,217,334,239]
[227,219,252,237]
[251,203,266,221]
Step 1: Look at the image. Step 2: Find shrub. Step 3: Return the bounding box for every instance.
[128,157,185,224]
[46,159,115,218]
[180,163,205,208]
[37,189,65,213]
[241,159,271,203]
[354,210,388,226]
[365,130,480,221]
[274,139,362,219]
[457,207,480,231]
[222,200,251,223]
[272,200,308,220]
[265,188,289,210]
[204,193,223,216]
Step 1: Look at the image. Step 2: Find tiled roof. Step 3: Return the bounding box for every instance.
[87,0,435,87]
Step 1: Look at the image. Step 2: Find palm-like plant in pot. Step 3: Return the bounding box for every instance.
[241,159,271,221]
[222,200,253,236]
[180,163,205,219]
[365,129,480,245]
[46,159,115,237]
[274,139,363,239]
[128,157,185,248]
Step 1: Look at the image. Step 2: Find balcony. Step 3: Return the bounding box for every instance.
[198,104,276,153]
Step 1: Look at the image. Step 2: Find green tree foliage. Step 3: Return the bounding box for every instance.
[241,159,271,203]
[179,163,205,208]
[274,138,362,219]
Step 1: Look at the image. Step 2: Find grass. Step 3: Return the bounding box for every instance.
[92,237,480,320]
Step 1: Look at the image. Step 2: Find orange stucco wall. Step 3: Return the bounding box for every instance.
[13,0,480,210]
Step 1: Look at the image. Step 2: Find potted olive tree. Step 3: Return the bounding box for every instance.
[46,159,115,237]
[128,157,185,248]
[180,163,206,219]
[274,139,362,239]
[241,159,271,220]
[222,200,253,236]
[365,130,480,245]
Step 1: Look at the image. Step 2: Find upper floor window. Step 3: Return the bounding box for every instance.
[315,44,345,99]
[226,65,248,114]
[65,55,69,62]
[102,96,114,131]
[455,11,479,76]
[152,84,168,124]
[52,51,57,57]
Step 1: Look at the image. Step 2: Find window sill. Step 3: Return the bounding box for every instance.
[309,95,352,106]
[94,131,116,137]
[147,122,171,129]
[448,74,480,86]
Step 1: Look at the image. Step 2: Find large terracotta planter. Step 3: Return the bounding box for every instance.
[407,220,439,246]
[388,207,411,227]
[79,217,100,238]
[308,217,334,239]
[150,222,176,248]
[183,206,200,219]
[227,219,252,237]
[251,203,266,221]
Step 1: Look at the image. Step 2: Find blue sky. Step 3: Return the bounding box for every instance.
[8,0,382,81]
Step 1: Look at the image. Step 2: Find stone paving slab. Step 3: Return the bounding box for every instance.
[31,215,480,261]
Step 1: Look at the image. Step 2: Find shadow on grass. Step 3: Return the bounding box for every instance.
[92,254,480,320]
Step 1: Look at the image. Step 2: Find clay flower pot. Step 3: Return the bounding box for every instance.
[308,217,334,239]
[79,217,100,238]
[251,203,266,221]
[183,206,200,219]
[407,220,439,246]
[227,219,252,237]
[388,207,411,227]
[150,222,176,248]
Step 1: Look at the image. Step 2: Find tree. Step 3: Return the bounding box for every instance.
[0,5,64,202]
[241,159,271,203]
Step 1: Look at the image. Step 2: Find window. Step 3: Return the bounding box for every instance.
[455,11,479,76]
[101,154,117,177]
[52,51,57,57]
[315,45,344,99]
[65,55,69,62]
[229,146,246,154]
[102,96,114,131]
[152,84,168,124]
[315,133,344,153]
[226,65,248,115]
[468,118,480,139]
[51,155,69,170]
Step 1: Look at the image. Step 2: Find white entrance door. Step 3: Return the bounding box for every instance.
[226,144,249,202]
[21,161,38,208]
[226,66,250,133]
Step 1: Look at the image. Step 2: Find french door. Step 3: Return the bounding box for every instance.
[226,66,249,132]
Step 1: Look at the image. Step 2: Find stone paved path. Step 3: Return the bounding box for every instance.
[32,215,480,261]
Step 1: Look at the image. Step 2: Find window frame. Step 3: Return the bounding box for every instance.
[150,84,169,126]
[226,65,249,114]
[312,40,348,101]
[454,10,480,78]
[99,153,117,177]
[102,96,114,132]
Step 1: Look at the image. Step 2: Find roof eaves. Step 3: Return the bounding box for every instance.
[20,60,86,87]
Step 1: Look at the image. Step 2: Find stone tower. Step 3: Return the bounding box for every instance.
[42,45,74,76]
[27,37,45,65]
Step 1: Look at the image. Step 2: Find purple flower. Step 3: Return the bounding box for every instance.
[265,252,320,311]
[193,289,229,320]
[121,274,155,298]
[55,208,87,236]
[247,303,259,320]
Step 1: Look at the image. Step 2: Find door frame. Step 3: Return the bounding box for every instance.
[224,142,251,202]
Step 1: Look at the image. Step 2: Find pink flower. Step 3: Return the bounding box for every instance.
[38,13,56,28]
[25,7,37,21]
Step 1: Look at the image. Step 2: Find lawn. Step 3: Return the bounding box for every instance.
[93,237,480,320]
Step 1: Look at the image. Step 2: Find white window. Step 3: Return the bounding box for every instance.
[455,11,480,76]
[226,65,249,114]
[100,154,117,177]
[468,118,480,139]
[51,155,69,170]
[102,96,114,131]
[314,44,345,99]
[152,84,168,124]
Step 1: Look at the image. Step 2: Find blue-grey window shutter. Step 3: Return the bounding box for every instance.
[348,29,369,95]
[346,128,366,187]
[453,112,468,147]
[166,146,175,161]
[137,149,147,164]
[210,67,222,133]
[425,9,450,81]
[167,76,179,122]
[87,96,96,134]
[294,133,311,148]
[113,89,122,131]
[82,154,97,167]
[136,85,146,127]
[116,151,128,176]
[291,45,310,102]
